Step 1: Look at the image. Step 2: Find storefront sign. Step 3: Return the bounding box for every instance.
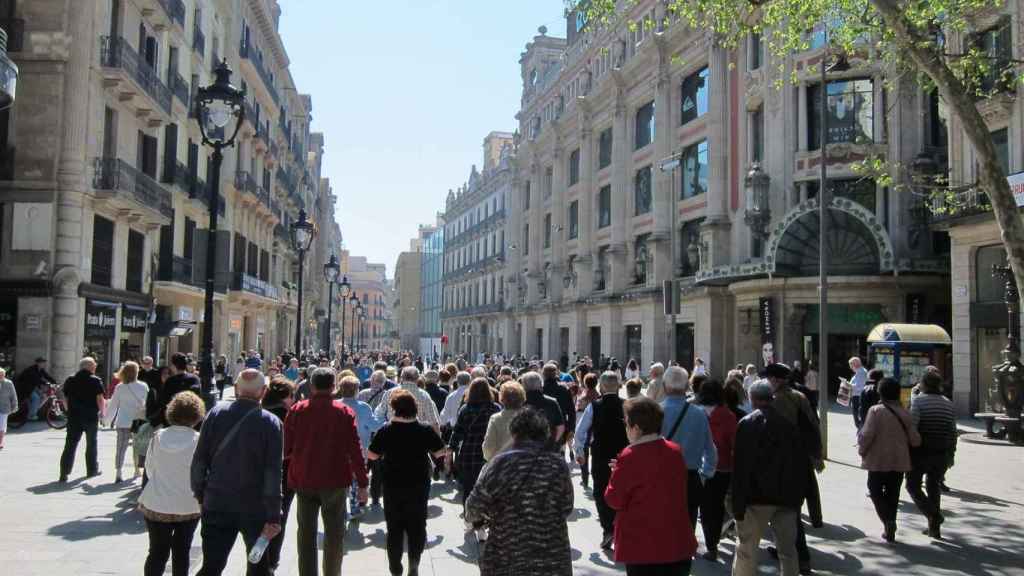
[759,297,775,366]
[229,316,243,332]
[24,314,41,331]
[121,305,149,333]
[85,300,118,338]
[1008,171,1024,207]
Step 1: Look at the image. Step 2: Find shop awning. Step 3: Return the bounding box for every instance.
[867,323,951,345]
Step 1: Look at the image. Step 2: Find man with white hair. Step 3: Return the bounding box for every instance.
[573,370,629,550]
[645,362,667,404]
[358,370,390,411]
[375,366,441,434]
[660,365,717,533]
[440,372,472,428]
[59,357,105,482]
[191,368,283,575]
[521,371,564,443]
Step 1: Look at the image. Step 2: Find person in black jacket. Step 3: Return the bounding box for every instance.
[59,357,106,482]
[732,380,807,576]
[542,363,576,456]
[261,376,295,573]
[149,353,201,428]
[858,368,886,425]
[16,357,57,419]
[573,370,628,551]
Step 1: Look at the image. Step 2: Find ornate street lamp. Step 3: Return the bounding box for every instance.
[350,297,361,353]
[323,254,340,358]
[992,265,1024,426]
[744,162,771,240]
[194,60,244,398]
[291,209,316,356]
[338,275,351,361]
[359,309,368,351]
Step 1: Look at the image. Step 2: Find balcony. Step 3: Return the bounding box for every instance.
[170,71,190,110]
[100,36,172,118]
[0,18,24,52]
[93,157,173,220]
[158,255,201,287]
[441,302,505,319]
[239,40,280,105]
[192,26,206,58]
[928,187,994,226]
[232,271,280,300]
[139,0,185,30]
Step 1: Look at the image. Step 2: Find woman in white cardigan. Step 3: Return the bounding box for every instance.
[0,368,17,449]
[138,391,205,576]
[105,361,149,482]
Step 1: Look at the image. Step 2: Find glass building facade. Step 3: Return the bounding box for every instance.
[419,225,444,360]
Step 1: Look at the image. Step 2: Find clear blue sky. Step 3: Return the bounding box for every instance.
[279,0,567,277]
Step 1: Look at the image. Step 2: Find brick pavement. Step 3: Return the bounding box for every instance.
[1,407,1022,576]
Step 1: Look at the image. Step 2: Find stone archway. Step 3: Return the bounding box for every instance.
[764,196,895,277]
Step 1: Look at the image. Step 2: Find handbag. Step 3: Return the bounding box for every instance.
[837,378,853,407]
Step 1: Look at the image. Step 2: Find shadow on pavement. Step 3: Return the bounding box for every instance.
[46,489,144,540]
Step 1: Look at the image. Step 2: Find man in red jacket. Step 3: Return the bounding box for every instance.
[284,367,369,576]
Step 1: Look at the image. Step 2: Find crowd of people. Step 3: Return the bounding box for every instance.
[1,346,959,576]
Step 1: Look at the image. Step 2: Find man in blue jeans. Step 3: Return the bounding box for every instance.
[191,369,282,576]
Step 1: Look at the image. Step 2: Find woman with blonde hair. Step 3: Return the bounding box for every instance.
[106,360,149,482]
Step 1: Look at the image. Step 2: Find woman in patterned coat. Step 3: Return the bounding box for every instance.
[466,408,573,576]
[449,377,502,540]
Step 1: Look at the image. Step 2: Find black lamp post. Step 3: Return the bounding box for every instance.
[349,295,360,353]
[338,275,351,360]
[359,309,368,351]
[291,209,316,357]
[323,254,340,357]
[195,60,244,398]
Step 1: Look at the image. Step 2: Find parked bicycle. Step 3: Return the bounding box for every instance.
[8,382,68,430]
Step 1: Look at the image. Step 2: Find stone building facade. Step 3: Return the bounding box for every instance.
[339,250,389,353]
[0,0,336,382]
[394,244,423,352]
[502,3,950,380]
[441,131,514,359]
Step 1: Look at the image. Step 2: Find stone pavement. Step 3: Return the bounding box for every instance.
[2,406,1023,576]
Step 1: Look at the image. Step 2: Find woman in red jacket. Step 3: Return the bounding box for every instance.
[605,396,697,575]
[696,379,738,561]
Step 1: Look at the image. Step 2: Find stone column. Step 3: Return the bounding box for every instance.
[576,122,595,296]
[53,0,96,380]
[703,43,732,268]
[609,92,630,293]
[550,142,566,304]
[797,83,809,152]
[651,46,674,283]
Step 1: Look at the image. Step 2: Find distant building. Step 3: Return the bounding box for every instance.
[419,220,444,360]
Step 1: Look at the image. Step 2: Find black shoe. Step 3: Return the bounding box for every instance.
[811,517,824,529]
[767,546,779,560]
[882,521,896,542]
[58,475,68,484]
[600,532,614,550]
[87,470,101,478]
[940,481,951,493]
[799,561,812,575]
[702,550,718,562]
[927,517,942,539]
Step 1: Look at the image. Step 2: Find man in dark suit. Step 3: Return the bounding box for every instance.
[59,357,106,482]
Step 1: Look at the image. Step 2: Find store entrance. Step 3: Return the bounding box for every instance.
[803,334,867,397]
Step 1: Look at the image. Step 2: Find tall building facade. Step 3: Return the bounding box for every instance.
[441,131,514,359]
[419,219,444,360]
[0,0,337,382]
[502,4,949,378]
[339,251,389,353]
[394,241,423,352]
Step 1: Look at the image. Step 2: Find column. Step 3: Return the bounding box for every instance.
[797,83,808,152]
[576,124,595,296]
[609,93,630,294]
[651,60,674,283]
[703,43,732,267]
[550,144,566,303]
[53,0,96,380]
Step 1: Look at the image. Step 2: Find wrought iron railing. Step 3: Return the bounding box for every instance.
[928,188,993,224]
[239,40,281,104]
[100,36,172,115]
[170,71,190,108]
[232,271,280,300]
[93,157,173,218]
[156,0,186,28]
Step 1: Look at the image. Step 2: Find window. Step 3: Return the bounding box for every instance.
[635,100,655,149]
[634,235,650,284]
[523,224,530,256]
[137,131,158,178]
[992,128,1009,174]
[598,127,613,169]
[247,241,258,276]
[568,200,579,239]
[977,245,1008,302]
[634,165,652,215]
[681,140,709,198]
[544,166,553,199]
[91,216,115,287]
[749,33,762,70]
[233,233,245,273]
[808,79,874,150]
[524,181,531,209]
[926,89,948,149]
[679,219,704,276]
[973,18,1013,93]
[183,217,195,260]
[568,148,580,186]
[751,107,764,163]
[598,185,612,228]
[595,247,608,291]
[544,213,552,248]
[680,67,709,125]
[126,229,145,293]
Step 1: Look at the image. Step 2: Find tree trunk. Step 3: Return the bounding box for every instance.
[871,0,1024,293]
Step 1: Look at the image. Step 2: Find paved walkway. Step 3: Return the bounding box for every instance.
[2,405,1022,576]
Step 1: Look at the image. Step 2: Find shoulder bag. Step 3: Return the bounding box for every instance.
[667,401,691,440]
